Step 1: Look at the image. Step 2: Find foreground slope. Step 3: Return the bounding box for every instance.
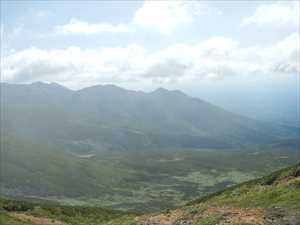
[0,198,136,225]
[137,162,300,225]
[1,163,299,225]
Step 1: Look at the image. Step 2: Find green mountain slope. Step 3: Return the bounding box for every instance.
[138,163,300,225]
[2,131,299,212]
[1,163,299,225]
[189,162,300,208]
[2,82,298,152]
[1,82,299,212]
[0,198,136,225]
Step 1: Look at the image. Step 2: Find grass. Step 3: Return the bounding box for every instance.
[1,163,299,225]
[0,198,137,225]
[0,212,36,225]
[188,163,300,210]
[3,134,299,213]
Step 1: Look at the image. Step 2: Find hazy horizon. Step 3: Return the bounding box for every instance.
[1,1,299,125]
[1,1,300,223]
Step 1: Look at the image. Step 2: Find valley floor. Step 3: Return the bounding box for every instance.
[1,163,300,225]
[3,140,299,212]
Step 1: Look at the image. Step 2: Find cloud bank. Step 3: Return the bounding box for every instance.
[241,1,299,29]
[56,18,131,34]
[56,1,207,35]
[132,1,205,34]
[2,33,299,88]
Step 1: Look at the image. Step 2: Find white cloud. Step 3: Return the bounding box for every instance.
[241,1,299,29]
[132,1,204,33]
[2,34,299,88]
[57,1,208,35]
[2,45,147,86]
[260,33,300,74]
[56,18,131,34]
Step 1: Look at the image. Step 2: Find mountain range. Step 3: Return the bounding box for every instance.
[1,82,298,151]
[1,82,299,211]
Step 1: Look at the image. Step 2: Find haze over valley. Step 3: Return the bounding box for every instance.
[1,1,299,225]
[1,82,299,211]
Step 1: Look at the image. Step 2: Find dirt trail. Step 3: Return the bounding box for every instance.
[136,207,266,225]
[136,209,184,225]
[9,207,266,225]
[204,207,266,225]
[9,213,70,225]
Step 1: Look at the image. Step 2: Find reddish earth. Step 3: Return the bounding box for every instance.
[10,207,267,225]
[136,209,185,225]
[136,207,266,225]
[277,176,300,186]
[204,207,266,225]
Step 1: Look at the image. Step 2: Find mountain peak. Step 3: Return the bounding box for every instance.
[29,82,71,93]
[152,87,186,97]
[31,81,46,86]
[79,84,129,94]
[154,87,169,93]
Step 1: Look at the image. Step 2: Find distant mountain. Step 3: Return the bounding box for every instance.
[1,82,299,210]
[1,82,298,151]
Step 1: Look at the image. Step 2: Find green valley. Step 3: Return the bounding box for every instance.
[1,83,299,219]
[1,163,299,225]
[2,1,300,224]
[2,132,299,212]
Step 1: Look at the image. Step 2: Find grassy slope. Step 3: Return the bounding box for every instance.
[0,198,136,225]
[188,162,300,208]
[0,213,36,225]
[137,163,300,225]
[1,163,299,225]
[179,163,300,225]
[3,132,299,212]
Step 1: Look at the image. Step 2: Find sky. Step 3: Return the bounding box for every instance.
[1,0,299,123]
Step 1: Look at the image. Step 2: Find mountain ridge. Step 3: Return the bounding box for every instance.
[1,82,298,149]
[1,82,299,212]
